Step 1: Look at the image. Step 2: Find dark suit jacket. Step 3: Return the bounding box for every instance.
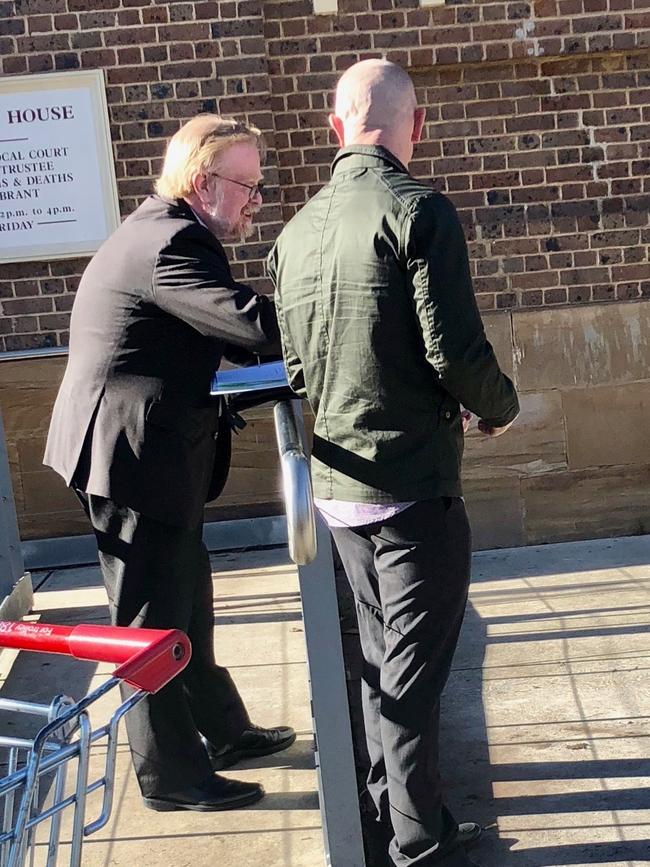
[44,195,280,528]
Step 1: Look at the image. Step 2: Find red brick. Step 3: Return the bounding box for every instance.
[67,0,117,8]
[141,6,168,23]
[476,294,496,311]
[4,335,58,351]
[625,11,650,27]
[80,49,117,68]
[143,44,168,62]
[12,281,39,297]
[107,64,159,84]
[78,10,118,29]
[574,14,623,33]
[116,9,140,26]
[592,284,616,301]
[194,1,219,16]
[496,292,517,309]
[612,263,650,281]
[27,15,53,33]
[0,17,24,35]
[521,290,544,306]
[421,25,471,46]
[2,297,53,316]
[544,287,568,304]
[117,47,143,64]
[17,31,70,51]
[105,26,157,47]
[169,42,194,61]
[616,283,641,300]
[27,53,54,72]
[2,55,28,72]
[49,259,91,277]
[157,22,211,42]
[53,13,77,30]
[55,295,76,312]
[0,0,647,337]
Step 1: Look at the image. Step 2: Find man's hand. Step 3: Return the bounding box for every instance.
[477,418,515,438]
[461,410,472,433]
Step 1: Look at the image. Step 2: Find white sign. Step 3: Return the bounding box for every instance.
[0,70,120,263]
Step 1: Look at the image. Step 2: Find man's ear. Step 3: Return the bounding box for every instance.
[412,107,426,144]
[191,170,210,202]
[328,113,345,147]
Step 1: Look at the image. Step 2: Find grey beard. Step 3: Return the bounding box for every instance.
[239,221,255,241]
[207,209,255,242]
[217,221,253,243]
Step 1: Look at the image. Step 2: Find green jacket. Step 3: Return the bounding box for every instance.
[268,145,519,503]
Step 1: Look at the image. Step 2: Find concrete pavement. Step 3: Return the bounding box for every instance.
[442,534,650,867]
[0,547,324,867]
[0,534,648,866]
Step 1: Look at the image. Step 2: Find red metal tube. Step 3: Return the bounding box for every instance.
[0,621,191,693]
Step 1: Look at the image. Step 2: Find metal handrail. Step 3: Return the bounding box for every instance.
[273,400,317,565]
[0,349,317,563]
[0,346,68,362]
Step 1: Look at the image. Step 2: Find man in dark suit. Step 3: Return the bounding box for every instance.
[45,115,295,812]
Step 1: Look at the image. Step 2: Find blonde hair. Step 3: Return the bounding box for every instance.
[155,115,264,199]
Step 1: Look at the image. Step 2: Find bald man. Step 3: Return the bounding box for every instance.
[269,61,519,866]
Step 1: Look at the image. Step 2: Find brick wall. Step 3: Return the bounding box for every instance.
[0,0,283,350]
[263,0,650,311]
[1,0,649,346]
[0,0,649,543]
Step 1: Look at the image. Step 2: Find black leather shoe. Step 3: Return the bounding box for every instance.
[203,723,297,770]
[142,773,264,812]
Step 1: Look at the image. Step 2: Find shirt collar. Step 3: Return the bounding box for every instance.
[189,206,209,230]
[331,144,410,176]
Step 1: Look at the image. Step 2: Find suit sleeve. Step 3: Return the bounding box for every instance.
[153,233,281,354]
[267,244,308,399]
[405,194,519,427]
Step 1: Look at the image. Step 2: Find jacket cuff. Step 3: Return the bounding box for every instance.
[480,402,520,429]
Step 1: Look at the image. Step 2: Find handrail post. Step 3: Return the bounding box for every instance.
[297,516,366,867]
[274,400,366,867]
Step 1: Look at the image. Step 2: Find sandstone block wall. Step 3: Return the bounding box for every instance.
[2,299,647,546]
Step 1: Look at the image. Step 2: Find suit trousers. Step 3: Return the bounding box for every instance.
[330,498,474,867]
[83,494,250,798]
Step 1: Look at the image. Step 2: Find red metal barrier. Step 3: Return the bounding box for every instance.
[0,621,191,693]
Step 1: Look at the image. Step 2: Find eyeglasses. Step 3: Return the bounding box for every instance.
[208,172,265,200]
[200,122,258,145]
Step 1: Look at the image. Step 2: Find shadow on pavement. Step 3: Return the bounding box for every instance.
[336,538,650,867]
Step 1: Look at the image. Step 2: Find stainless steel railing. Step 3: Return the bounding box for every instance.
[0,347,68,362]
[273,400,317,565]
[0,347,317,564]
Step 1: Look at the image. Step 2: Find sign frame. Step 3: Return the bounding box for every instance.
[0,69,120,264]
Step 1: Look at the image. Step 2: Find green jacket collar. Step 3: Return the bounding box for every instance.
[331,145,409,177]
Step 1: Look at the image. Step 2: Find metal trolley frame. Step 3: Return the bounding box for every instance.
[0,621,190,867]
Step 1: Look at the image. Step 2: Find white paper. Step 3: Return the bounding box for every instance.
[211,360,289,395]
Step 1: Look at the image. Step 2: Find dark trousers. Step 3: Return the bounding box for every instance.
[330,498,473,867]
[81,494,250,798]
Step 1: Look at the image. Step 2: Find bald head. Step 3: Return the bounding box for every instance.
[329,59,425,166]
[335,59,416,132]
